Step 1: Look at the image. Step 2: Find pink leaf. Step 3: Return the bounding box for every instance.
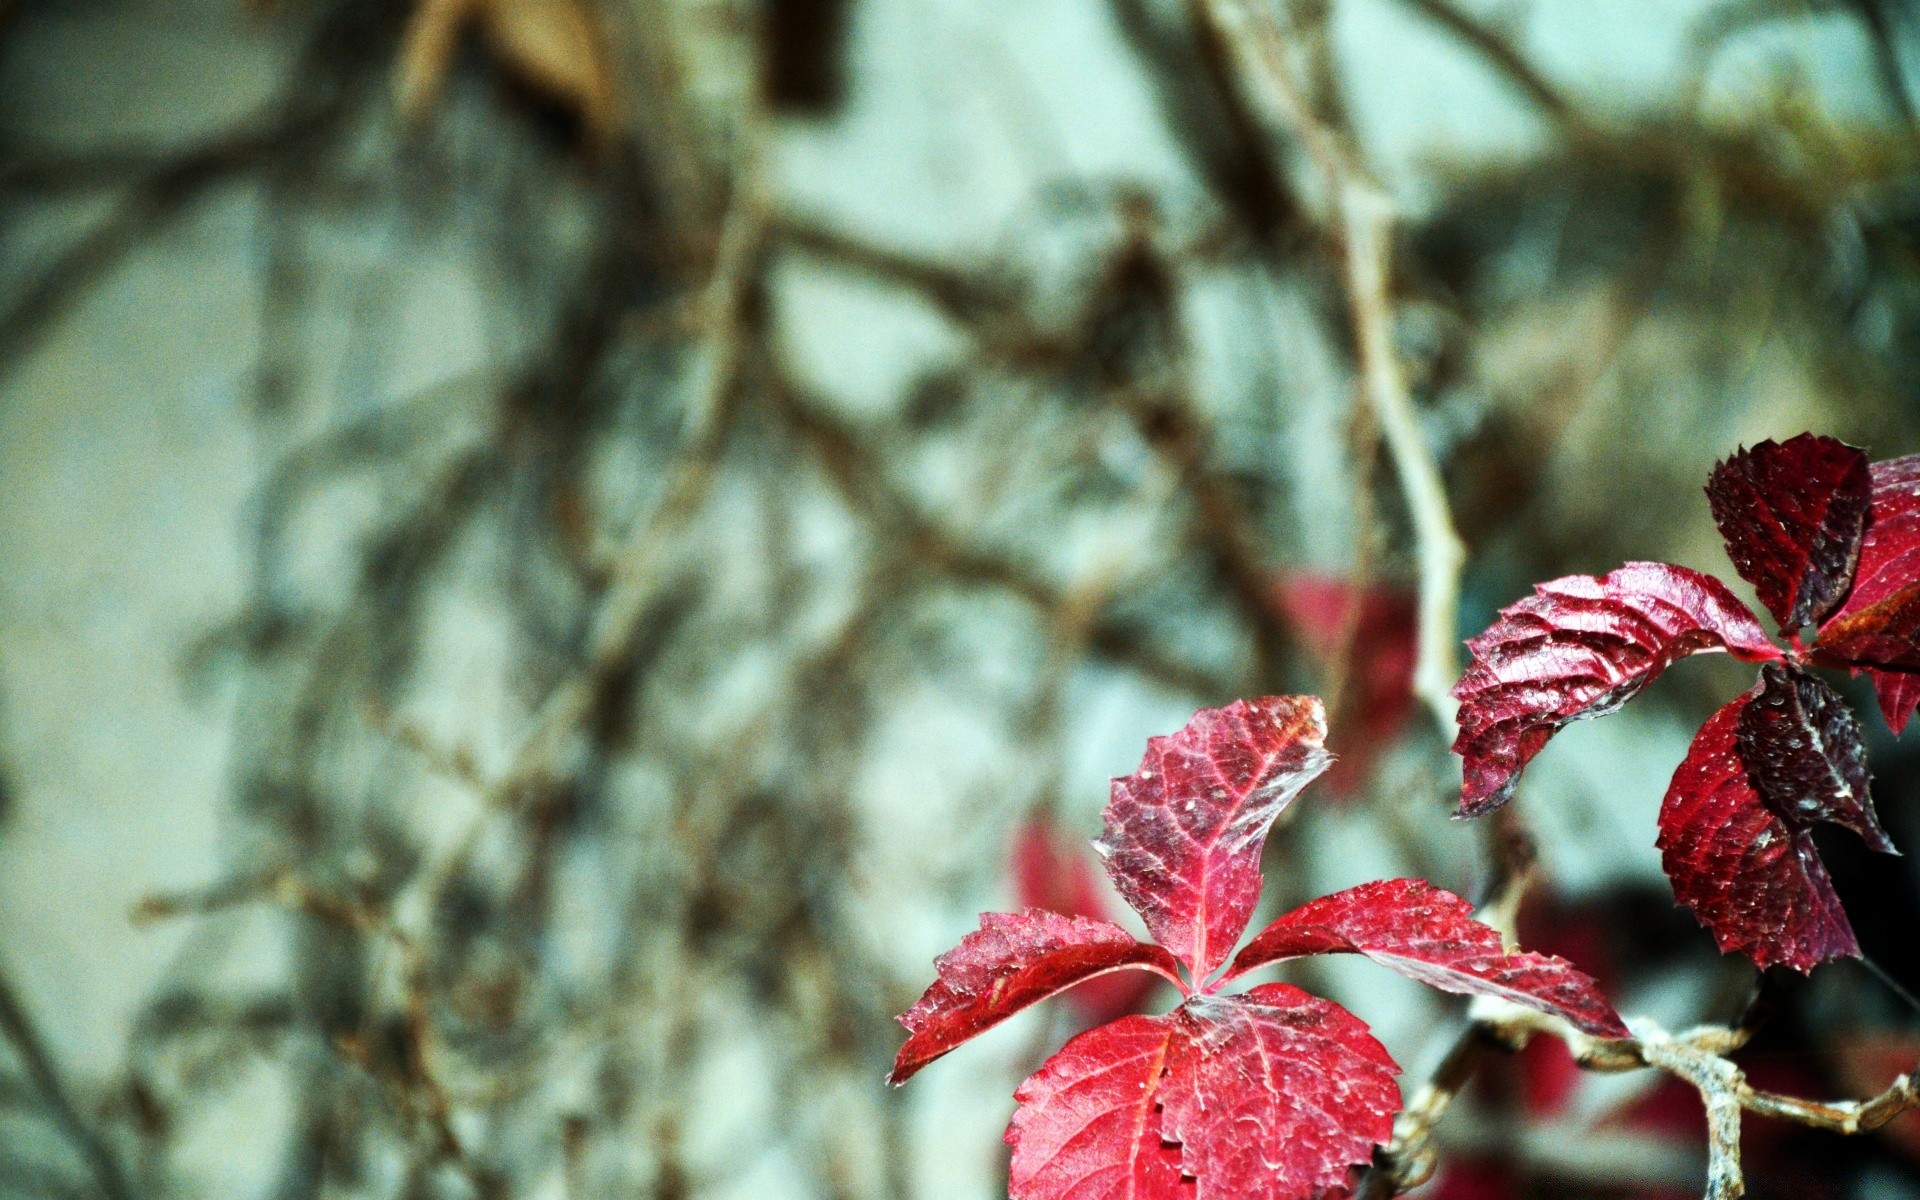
[1451,562,1781,816]
[1706,434,1871,631]
[1013,814,1163,1024]
[1224,879,1627,1037]
[1006,1015,1190,1200]
[1657,693,1859,972]
[1818,452,1920,728]
[1735,664,1894,853]
[890,910,1182,1084]
[1159,985,1400,1200]
[1096,697,1331,980]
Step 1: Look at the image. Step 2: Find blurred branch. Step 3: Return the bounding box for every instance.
[0,956,134,1200]
[1193,0,1466,734]
[1390,0,1577,126]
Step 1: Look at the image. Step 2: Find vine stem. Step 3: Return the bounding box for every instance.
[1191,0,1465,738]
[1360,996,1920,1197]
[1339,185,1465,735]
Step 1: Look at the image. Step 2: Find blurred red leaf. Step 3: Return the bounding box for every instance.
[1012,813,1161,1024]
[1656,693,1859,972]
[1273,573,1417,796]
[890,910,1180,1083]
[1225,879,1627,1037]
[1706,434,1872,631]
[1159,985,1400,1200]
[1096,696,1330,979]
[1451,562,1781,816]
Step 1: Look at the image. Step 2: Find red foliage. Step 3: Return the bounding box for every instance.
[1225,879,1628,1037]
[1451,562,1780,816]
[1006,1016,1188,1200]
[1656,694,1858,971]
[890,910,1181,1084]
[1737,664,1892,851]
[1095,696,1331,979]
[1706,432,1872,631]
[1818,452,1920,727]
[894,698,1625,1200]
[1158,986,1400,1200]
[1453,434,1911,971]
[1012,814,1163,1024]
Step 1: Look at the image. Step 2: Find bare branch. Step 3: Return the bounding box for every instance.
[1190,0,1467,735]
[1365,995,1920,1198]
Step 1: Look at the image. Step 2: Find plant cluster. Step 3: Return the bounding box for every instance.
[893,435,1920,1200]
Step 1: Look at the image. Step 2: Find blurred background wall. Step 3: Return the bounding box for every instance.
[5,1,1920,1198]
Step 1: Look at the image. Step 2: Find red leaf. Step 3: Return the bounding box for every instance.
[1656,693,1859,972]
[1159,985,1400,1200]
[1013,814,1163,1024]
[1866,666,1920,734]
[1006,1015,1190,1200]
[1706,434,1871,631]
[1735,664,1895,852]
[1818,452,1920,727]
[890,910,1182,1084]
[1272,573,1418,796]
[1452,562,1781,816]
[1096,697,1331,980]
[1223,879,1627,1037]
[1816,580,1920,671]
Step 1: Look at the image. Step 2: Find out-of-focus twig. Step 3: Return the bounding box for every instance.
[1390,0,1577,126]
[0,954,135,1200]
[1192,0,1466,734]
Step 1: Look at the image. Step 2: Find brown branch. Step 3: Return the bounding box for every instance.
[1389,0,1577,125]
[1365,996,1920,1198]
[771,382,1231,701]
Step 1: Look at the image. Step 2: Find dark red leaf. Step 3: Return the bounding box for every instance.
[1735,664,1895,852]
[1452,562,1782,816]
[1818,453,1920,727]
[1272,573,1418,797]
[1096,697,1331,979]
[1159,985,1400,1200]
[1816,580,1920,671]
[1223,879,1627,1037]
[890,910,1182,1084]
[1005,1015,1190,1200]
[1013,814,1162,1024]
[1706,434,1871,630]
[1656,693,1858,972]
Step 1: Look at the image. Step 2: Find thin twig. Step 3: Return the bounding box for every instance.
[1192,0,1467,734]
[1389,0,1577,125]
[1363,996,1920,1198]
